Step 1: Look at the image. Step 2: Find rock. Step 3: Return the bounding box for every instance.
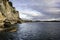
[0,12,6,27]
[0,0,21,27]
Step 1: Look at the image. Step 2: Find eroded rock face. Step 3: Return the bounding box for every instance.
[0,0,20,26]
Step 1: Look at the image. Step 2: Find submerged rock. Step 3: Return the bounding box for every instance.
[0,0,21,27]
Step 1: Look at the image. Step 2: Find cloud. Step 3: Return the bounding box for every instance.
[10,0,60,20]
[20,13,32,20]
[43,0,60,14]
[19,9,44,20]
[20,9,43,16]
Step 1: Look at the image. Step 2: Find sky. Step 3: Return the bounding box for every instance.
[10,0,60,21]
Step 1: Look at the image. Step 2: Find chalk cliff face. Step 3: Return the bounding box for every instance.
[0,0,20,26]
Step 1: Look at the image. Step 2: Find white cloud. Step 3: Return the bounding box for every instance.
[20,9,44,17]
[19,13,32,20]
[44,7,60,14]
[10,0,60,20]
[43,0,60,14]
[19,9,45,20]
[44,0,56,6]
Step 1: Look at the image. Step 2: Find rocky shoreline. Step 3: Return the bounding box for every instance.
[0,0,21,31]
[0,0,21,26]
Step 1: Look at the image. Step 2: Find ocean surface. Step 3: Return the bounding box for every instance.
[0,22,60,40]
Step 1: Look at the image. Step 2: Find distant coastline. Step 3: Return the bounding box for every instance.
[22,20,60,23]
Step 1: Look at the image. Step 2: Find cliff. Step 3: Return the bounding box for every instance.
[0,0,20,27]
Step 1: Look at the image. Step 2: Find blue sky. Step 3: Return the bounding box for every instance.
[10,0,60,21]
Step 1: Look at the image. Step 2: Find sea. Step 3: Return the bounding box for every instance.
[0,22,60,40]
